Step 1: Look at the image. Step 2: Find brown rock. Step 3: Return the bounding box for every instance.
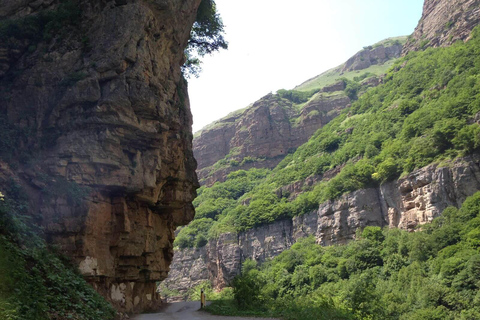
[194,92,351,185]
[0,0,200,313]
[403,0,480,54]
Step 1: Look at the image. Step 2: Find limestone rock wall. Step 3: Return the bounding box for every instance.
[0,0,199,313]
[163,155,480,294]
[403,0,480,53]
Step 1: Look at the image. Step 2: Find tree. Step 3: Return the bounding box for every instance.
[183,0,228,77]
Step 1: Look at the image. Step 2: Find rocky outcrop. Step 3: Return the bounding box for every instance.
[164,154,480,293]
[403,0,480,54]
[195,92,351,185]
[0,0,199,313]
[342,41,403,72]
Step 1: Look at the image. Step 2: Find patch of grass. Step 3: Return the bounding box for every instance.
[295,59,397,92]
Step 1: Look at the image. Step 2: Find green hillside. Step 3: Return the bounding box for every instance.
[176,28,480,248]
[208,191,480,320]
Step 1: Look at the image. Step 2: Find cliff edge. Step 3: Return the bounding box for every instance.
[403,0,480,53]
[0,0,199,313]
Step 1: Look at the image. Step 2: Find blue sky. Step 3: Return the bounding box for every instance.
[188,0,424,132]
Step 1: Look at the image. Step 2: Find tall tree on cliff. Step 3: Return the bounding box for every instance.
[183,0,228,77]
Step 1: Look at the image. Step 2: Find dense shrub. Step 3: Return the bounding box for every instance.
[208,192,480,320]
[183,26,480,246]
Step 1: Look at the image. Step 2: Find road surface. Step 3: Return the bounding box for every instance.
[132,301,278,320]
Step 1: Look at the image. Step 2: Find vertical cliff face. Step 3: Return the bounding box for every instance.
[194,92,352,185]
[403,0,480,53]
[0,0,199,313]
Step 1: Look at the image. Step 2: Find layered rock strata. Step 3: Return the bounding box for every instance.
[342,41,403,72]
[403,0,480,53]
[164,154,480,295]
[0,0,199,313]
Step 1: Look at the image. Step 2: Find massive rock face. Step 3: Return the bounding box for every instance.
[163,154,480,295]
[403,0,480,53]
[0,0,199,313]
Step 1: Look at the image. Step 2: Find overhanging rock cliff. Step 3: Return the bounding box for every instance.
[0,0,199,313]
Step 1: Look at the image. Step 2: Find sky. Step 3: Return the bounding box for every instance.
[188,0,425,133]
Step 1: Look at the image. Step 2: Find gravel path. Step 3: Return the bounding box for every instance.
[132,301,278,320]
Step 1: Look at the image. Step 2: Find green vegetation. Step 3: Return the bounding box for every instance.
[175,168,269,248]
[0,183,115,320]
[293,36,410,93]
[295,60,397,92]
[181,27,480,247]
[277,88,320,104]
[208,192,480,320]
[158,280,234,302]
[183,0,228,77]
[371,35,408,49]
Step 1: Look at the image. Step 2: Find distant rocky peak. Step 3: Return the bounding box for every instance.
[403,0,480,54]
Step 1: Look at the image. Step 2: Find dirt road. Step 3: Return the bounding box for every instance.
[132,301,278,320]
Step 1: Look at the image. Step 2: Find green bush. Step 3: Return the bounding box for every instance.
[215,193,480,320]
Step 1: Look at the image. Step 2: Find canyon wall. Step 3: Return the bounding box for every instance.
[0,0,199,313]
[403,0,480,53]
[164,154,480,296]
[195,92,351,185]
[165,0,480,300]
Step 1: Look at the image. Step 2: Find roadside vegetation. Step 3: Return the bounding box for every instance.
[0,183,115,320]
[207,192,480,320]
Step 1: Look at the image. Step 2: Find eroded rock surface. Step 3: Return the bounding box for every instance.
[193,40,405,186]
[0,0,199,313]
[403,0,480,53]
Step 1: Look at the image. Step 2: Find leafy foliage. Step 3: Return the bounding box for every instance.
[277,89,320,104]
[183,0,228,77]
[210,192,480,320]
[174,169,269,248]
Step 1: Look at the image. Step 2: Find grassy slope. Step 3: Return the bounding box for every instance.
[177,28,480,248]
[294,60,397,92]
